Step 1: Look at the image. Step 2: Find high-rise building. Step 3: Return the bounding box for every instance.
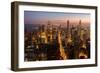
[66,20,70,34]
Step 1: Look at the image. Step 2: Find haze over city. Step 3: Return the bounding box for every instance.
[24,11,90,27]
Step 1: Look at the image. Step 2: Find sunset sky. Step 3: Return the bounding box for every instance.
[24,11,90,26]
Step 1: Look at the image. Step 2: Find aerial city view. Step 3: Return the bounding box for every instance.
[24,11,90,61]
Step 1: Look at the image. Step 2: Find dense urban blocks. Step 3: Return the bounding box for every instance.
[24,11,90,61]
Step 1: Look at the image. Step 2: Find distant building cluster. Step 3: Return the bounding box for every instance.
[24,20,90,61]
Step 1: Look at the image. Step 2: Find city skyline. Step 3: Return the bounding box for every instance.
[24,11,90,61]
